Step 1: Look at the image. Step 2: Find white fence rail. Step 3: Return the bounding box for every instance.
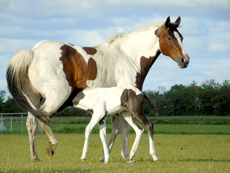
[0,113,43,134]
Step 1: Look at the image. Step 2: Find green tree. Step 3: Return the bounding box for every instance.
[0,90,6,112]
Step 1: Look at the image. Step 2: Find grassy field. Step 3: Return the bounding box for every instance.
[0,133,229,172]
[2,116,230,134]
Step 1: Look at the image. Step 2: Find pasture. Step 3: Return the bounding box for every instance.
[0,133,229,172]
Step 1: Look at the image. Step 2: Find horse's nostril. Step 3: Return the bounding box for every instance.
[182,58,184,63]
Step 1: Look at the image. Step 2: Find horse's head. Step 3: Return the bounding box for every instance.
[155,16,190,68]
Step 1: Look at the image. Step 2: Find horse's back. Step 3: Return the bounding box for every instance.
[32,40,65,50]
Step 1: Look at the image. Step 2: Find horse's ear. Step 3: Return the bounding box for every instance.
[165,16,171,28]
[174,17,181,28]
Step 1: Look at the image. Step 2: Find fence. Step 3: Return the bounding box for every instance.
[0,113,43,134]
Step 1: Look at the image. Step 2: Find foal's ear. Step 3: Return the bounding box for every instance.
[165,16,171,28]
[174,17,181,28]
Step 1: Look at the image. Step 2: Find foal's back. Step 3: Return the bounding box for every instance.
[73,85,142,115]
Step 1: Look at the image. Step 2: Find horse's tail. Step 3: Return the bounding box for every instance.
[143,92,159,116]
[6,49,49,124]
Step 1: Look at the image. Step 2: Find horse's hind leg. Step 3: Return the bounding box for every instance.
[132,112,158,161]
[121,111,144,163]
[26,112,42,162]
[37,119,58,160]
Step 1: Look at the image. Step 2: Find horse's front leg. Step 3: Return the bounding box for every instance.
[98,118,109,163]
[37,119,58,160]
[26,112,42,162]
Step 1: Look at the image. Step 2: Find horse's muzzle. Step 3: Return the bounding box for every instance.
[179,54,190,68]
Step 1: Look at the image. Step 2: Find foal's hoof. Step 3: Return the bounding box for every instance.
[100,157,105,162]
[127,159,136,163]
[153,156,159,162]
[46,147,54,160]
[81,159,86,162]
[32,157,43,162]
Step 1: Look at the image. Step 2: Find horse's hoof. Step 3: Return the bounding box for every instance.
[81,159,86,162]
[46,147,54,160]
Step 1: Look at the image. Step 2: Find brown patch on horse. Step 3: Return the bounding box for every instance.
[72,91,85,106]
[60,45,98,90]
[82,47,97,55]
[87,58,97,80]
[135,51,161,90]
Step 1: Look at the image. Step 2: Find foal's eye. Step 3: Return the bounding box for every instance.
[167,36,172,41]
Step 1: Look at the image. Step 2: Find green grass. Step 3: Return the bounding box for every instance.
[0,134,229,172]
[49,124,230,135]
[51,116,230,125]
[2,116,230,135]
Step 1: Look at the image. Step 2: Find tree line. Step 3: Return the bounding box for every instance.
[1,79,230,116]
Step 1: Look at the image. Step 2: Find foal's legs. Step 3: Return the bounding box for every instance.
[81,112,105,162]
[100,114,120,161]
[121,111,144,163]
[98,118,110,163]
[120,111,130,160]
[133,113,158,161]
[102,112,130,161]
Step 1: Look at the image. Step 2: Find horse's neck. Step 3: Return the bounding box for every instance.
[120,29,160,59]
[118,27,161,89]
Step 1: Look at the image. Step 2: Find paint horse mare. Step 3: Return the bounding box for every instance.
[74,85,158,163]
[6,16,190,162]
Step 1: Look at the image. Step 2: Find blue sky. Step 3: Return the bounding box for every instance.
[0,0,230,95]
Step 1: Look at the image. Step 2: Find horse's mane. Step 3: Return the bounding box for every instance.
[107,22,164,46]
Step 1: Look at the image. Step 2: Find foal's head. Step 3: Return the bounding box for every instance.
[155,16,190,68]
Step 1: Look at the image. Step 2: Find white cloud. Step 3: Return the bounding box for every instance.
[209,43,229,52]
[202,59,230,76]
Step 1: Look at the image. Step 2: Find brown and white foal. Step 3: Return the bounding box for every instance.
[72,85,158,163]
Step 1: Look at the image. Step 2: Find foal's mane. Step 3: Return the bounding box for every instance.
[107,22,164,45]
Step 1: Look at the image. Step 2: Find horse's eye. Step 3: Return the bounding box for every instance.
[167,36,172,41]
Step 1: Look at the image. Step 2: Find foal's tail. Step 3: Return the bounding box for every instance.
[143,92,159,116]
[6,49,49,124]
